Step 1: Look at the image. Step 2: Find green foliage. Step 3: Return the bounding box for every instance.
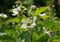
[0,0,60,42]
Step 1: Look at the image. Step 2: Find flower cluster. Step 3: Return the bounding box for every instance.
[43,27,54,37]
[0,13,7,18]
[21,18,36,28]
[0,32,6,36]
[12,6,21,16]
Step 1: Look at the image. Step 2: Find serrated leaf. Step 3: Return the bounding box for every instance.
[33,7,47,16]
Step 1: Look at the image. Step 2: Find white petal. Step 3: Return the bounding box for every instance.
[30,23,36,28]
[21,19,26,24]
[31,23,36,26]
[27,18,32,23]
[17,6,21,11]
[13,5,15,8]
[12,14,17,16]
[0,32,6,36]
[21,24,27,28]
[27,26,31,28]
[39,13,46,16]
[31,5,36,9]
[13,8,18,14]
[43,27,45,30]
[24,8,27,10]
[3,14,7,18]
[0,14,7,18]
[0,14,2,17]
[30,25,34,28]
[45,31,50,36]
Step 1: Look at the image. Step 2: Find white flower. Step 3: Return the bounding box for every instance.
[21,19,26,24]
[0,14,2,17]
[39,13,46,16]
[30,23,36,28]
[12,14,17,16]
[31,5,36,9]
[3,14,7,18]
[52,5,55,8]
[24,8,27,10]
[17,6,21,11]
[31,23,36,26]
[13,8,18,14]
[54,17,57,19]
[16,5,19,7]
[27,23,36,28]
[21,18,36,28]
[26,18,32,23]
[21,18,32,24]
[43,27,46,30]
[21,24,27,28]
[0,13,7,18]
[43,27,53,37]
[44,30,51,36]
[0,32,6,36]
[43,27,49,34]
[13,5,15,8]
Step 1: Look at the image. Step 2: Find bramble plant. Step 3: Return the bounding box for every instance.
[0,0,60,42]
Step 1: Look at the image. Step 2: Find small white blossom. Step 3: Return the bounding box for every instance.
[45,31,50,35]
[17,6,21,11]
[21,19,27,24]
[0,14,7,18]
[13,8,18,14]
[39,13,46,16]
[31,5,36,9]
[26,18,32,23]
[21,18,32,24]
[30,23,36,28]
[16,5,18,7]
[44,30,50,36]
[43,27,53,37]
[53,17,58,20]
[12,14,17,16]
[54,17,58,19]
[0,32,6,36]
[31,23,36,26]
[21,18,36,28]
[13,5,15,8]
[24,8,27,10]
[27,23,36,28]
[43,27,46,30]
[3,14,7,18]
[21,24,27,28]
[52,5,55,8]
[43,27,49,34]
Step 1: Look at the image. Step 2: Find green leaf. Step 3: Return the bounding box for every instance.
[33,7,47,16]
[21,32,31,42]
[44,20,54,28]
[4,29,18,39]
